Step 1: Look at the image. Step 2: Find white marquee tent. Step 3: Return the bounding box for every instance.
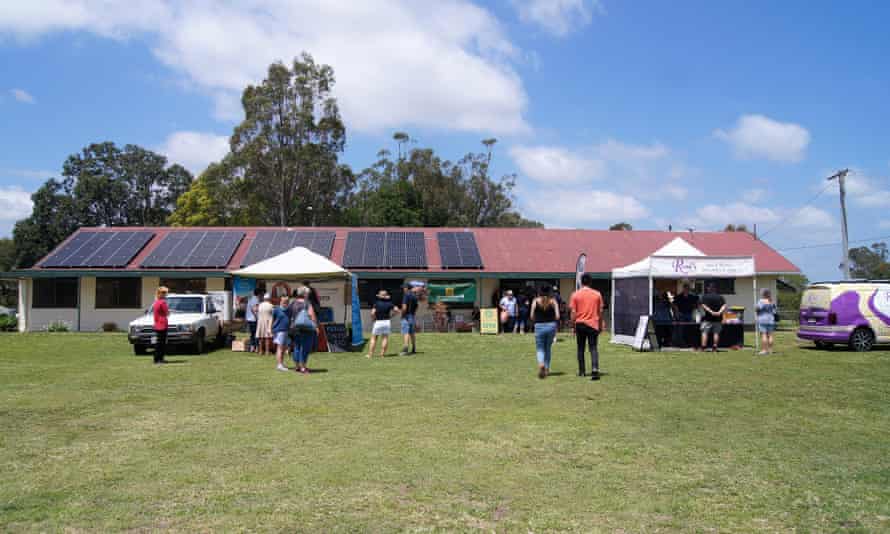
[232,246,351,281]
[610,238,758,348]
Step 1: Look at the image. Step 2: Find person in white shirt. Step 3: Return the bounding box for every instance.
[245,288,262,353]
[499,290,518,334]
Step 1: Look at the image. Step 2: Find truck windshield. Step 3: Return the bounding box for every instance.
[165,297,204,314]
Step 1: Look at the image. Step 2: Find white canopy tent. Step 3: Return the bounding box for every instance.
[610,238,758,349]
[232,246,351,281]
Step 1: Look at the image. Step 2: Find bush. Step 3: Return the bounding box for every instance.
[101,322,118,332]
[45,321,70,333]
[0,315,17,332]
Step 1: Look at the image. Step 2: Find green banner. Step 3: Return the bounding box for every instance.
[428,281,476,304]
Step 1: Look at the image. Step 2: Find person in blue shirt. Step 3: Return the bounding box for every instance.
[400,284,419,355]
[272,296,291,372]
[756,289,778,355]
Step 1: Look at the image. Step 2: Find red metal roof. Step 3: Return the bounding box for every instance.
[33,226,800,275]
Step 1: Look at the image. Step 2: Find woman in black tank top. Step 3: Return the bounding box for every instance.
[530,286,560,379]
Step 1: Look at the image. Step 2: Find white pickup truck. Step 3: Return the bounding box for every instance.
[128,294,224,355]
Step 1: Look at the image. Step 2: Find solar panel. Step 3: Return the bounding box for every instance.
[240,230,336,267]
[342,231,427,268]
[141,231,244,268]
[343,232,366,267]
[41,231,155,268]
[437,232,483,269]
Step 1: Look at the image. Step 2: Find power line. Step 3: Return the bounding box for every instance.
[758,180,835,239]
[777,234,890,252]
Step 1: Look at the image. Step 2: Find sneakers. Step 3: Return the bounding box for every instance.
[399,348,409,356]
[591,370,600,381]
[276,364,289,372]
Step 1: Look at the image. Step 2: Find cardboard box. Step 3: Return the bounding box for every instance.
[231,340,246,352]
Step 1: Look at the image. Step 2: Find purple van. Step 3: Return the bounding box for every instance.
[797,281,890,352]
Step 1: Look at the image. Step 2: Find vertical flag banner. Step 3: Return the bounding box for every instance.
[351,274,363,347]
[575,253,587,291]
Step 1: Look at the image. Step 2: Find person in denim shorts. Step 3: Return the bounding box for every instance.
[400,284,419,355]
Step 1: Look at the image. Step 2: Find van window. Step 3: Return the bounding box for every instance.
[801,287,831,310]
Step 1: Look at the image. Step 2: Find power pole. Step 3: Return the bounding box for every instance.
[827,169,850,279]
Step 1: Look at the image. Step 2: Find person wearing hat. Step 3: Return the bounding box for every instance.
[400,283,419,355]
[499,290,517,334]
[255,292,275,356]
[367,289,398,358]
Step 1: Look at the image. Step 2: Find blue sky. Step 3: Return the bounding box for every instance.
[2,0,890,280]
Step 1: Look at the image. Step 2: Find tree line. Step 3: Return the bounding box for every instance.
[8,53,539,269]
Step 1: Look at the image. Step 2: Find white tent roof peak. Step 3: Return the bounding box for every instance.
[651,237,705,257]
[231,246,350,280]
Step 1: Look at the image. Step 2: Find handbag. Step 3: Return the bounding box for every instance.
[289,303,316,336]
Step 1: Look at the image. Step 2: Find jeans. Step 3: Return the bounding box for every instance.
[153,328,167,363]
[292,331,315,366]
[534,321,557,369]
[575,323,600,374]
[247,321,258,350]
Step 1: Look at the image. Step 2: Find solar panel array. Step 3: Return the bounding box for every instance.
[41,231,155,268]
[140,231,245,268]
[437,232,483,269]
[343,231,427,268]
[240,230,335,267]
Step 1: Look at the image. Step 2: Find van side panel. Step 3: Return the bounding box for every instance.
[798,283,890,344]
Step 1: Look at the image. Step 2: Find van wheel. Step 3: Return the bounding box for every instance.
[193,330,206,354]
[849,328,875,352]
[134,344,147,355]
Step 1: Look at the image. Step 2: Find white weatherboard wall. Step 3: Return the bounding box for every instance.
[77,277,153,332]
[27,277,76,331]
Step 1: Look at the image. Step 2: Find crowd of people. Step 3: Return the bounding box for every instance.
[147,275,776,377]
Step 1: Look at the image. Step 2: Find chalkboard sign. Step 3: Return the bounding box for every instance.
[632,315,653,351]
[323,323,350,353]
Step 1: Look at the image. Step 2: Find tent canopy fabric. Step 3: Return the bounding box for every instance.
[612,237,755,279]
[231,246,351,280]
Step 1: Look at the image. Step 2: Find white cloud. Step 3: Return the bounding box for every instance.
[682,202,834,232]
[157,131,229,175]
[663,185,688,200]
[513,0,603,36]
[509,145,605,183]
[742,188,767,203]
[10,88,35,103]
[525,189,649,226]
[0,186,33,235]
[714,114,810,163]
[846,171,890,208]
[0,1,529,134]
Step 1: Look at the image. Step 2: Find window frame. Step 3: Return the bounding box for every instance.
[159,278,207,294]
[95,277,143,309]
[33,278,79,309]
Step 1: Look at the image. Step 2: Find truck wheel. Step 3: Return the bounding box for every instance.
[133,344,147,355]
[193,330,206,354]
[849,328,875,352]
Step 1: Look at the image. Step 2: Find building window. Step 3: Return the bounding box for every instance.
[358,279,404,308]
[694,278,736,295]
[96,278,142,309]
[33,278,78,308]
[160,278,207,294]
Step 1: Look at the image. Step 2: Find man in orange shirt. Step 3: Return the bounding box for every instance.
[570,274,605,380]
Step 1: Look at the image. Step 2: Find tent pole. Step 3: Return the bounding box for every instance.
[753,276,759,352]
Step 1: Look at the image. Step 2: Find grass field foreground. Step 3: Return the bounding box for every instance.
[1,331,889,532]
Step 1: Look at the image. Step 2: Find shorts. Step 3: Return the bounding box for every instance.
[274,331,290,346]
[758,323,776,333]
[372,320,392,336]
[700,321,722,335]
[401,315,416,335]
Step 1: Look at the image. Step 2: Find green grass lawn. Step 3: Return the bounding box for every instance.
[1,331,889,532]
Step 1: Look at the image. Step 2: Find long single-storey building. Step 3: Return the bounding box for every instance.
[3,226,800,332]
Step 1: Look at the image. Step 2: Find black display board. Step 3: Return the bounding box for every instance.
[323,323,350,353]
